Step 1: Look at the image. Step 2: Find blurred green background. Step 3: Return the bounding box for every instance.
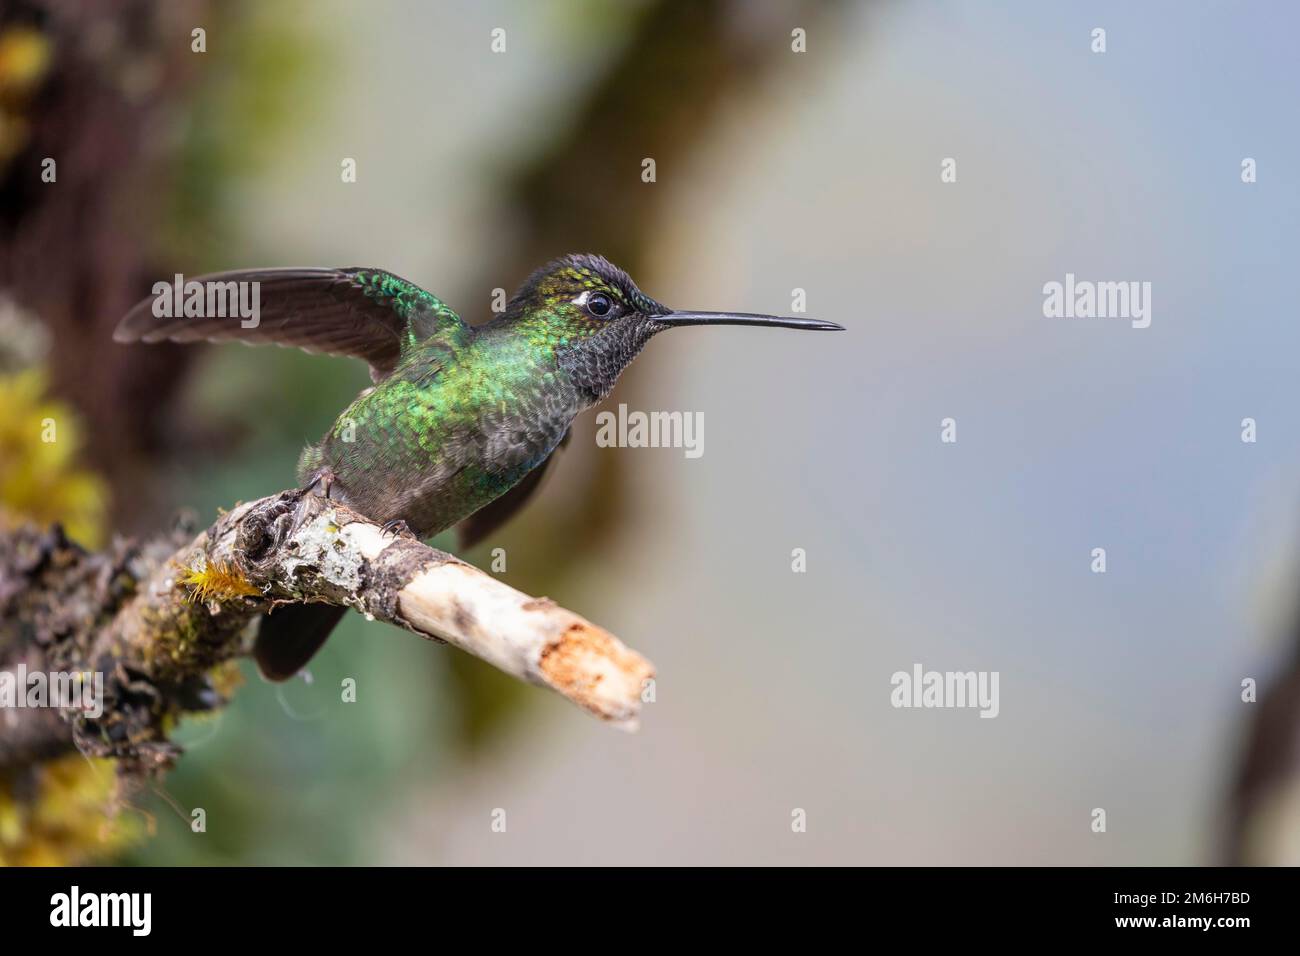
[3,0,1299,865]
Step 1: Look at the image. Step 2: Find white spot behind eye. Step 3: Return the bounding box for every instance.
[573,290,591,307]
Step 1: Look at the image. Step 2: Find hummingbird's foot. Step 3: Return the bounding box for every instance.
[380,518,416,540]
[301,467,336,499]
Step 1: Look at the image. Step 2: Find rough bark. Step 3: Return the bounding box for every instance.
[0,488,654,779]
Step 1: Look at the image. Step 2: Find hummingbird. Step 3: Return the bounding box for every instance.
[114,254,842,680]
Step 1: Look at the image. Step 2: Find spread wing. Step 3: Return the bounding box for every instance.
[113,267,467,381]
[456,429,571,550]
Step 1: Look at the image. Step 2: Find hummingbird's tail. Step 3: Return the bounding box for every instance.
[253,602,347,682]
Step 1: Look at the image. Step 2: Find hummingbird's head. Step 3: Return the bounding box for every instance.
[505,253,843,404]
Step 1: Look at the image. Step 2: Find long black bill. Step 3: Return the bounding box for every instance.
[656,310,844,331]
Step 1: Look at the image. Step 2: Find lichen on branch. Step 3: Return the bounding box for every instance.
[1,487,655,787]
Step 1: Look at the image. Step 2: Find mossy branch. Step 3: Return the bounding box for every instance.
[0,488,655,780]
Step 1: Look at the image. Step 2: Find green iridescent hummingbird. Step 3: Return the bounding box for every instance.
[115,254,842,678]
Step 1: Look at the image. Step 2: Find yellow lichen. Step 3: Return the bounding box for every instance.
[0,757,141,867]
[0,26,52,93]
[208,659,245,699]
[0,370,108,548]
[0,25,53,165]
[0,368,131,865]
[180,559,262,603]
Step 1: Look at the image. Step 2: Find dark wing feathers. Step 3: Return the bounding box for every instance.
[456,429,571,550]
[113,267,465,380]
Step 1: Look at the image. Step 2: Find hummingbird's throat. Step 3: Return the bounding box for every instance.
[557,316,660,405]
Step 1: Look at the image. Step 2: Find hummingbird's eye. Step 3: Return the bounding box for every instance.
[586,292,613,317]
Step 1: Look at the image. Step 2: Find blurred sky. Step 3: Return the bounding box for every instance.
[147,0,1300,864]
